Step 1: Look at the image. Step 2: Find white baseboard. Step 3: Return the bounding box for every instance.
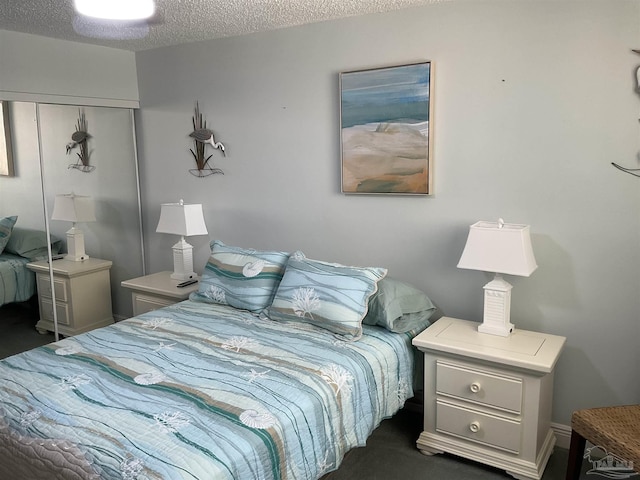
[551,422,572,450]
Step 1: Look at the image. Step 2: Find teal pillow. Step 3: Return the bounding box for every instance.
[363,277,436,333]
[190,240,289,312]
[4,227,61,259]
[0,216,17,254]
[268,252,387,340]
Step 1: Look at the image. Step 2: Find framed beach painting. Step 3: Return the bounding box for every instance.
[340,62,433,195]
[0,101,14,177]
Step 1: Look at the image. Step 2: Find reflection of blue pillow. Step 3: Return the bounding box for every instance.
[268,252,387,340]
[190,240,289,312]
[0,216,17,254]
[363,277,436,333]
[4,227,61,259]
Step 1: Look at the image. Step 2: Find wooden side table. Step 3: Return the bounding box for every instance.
[27,258,114,336]
[412,317,565,480]
[121,271,200,317]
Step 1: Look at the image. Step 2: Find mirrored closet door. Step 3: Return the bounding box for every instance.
[0,101,144,355]
[39,104,144,321]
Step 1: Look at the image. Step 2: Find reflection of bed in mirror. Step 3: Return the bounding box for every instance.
[0,224,61,308]
[0,253,35,307]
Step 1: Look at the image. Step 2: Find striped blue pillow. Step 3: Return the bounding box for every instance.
[190,240,289,312]
[268,252,387,340]
[0,216,17,254]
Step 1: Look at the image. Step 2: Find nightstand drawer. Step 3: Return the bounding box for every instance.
[132,293,175,316]
[436,361,522,413]
[41,298,70,325]
[436,400,521,454]
[37,275,68,303]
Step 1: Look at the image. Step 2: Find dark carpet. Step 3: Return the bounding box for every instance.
[324,406,577,479]
[0,299,54,359]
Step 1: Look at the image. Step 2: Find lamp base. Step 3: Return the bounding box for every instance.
[478,274,514,337]
[170,271,197,281]
[478,321,514,336]
[64,253,90,262]
[170,237,197,282]
[65,226,90,262]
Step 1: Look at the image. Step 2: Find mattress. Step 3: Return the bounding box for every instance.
[0,253,35,307]
[0,300,416,479]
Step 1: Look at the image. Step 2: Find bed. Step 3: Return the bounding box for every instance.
[0,252,36,306]
[0,219,61,308]
[0,241,435,479]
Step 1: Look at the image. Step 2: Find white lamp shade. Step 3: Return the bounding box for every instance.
[51,194,96,223]
[156,201,208,237]
[457,220,537,277]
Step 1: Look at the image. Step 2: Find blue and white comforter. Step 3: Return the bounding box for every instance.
[0,253,35,307]
[0,300,416,479]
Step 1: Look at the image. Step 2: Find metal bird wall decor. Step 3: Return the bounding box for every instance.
[612,50,640,179]
[189,102,226,177]
[612,162,640,178]
[66,109,94,172]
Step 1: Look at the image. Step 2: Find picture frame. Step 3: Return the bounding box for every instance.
[0,101,15,177]
[340,61,433,195]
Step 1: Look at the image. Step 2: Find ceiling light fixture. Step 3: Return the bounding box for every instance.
[73,17,150,40]
[74,0,155,21]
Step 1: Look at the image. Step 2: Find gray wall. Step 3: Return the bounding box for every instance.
[0,30,139,107]
[136,0,640,426]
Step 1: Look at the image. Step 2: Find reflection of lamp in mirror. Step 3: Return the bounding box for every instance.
[156,199,208,281]
[457,218,538,337]
[51,193,96,261]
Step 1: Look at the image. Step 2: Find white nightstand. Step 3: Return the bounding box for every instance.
[121,271,200,317]
[27,258,114,336]
[412,317,565,480]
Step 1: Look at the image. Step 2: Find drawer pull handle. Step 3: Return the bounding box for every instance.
[469,421,480,433]
[469,382,481,393]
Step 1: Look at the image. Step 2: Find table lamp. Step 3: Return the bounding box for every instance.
[51,193,96,261]
[156,199,208,281]
[457,218,537,336]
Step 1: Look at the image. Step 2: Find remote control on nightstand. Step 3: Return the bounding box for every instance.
[176,279,198,288]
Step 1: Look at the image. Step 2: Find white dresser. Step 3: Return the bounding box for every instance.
[412,317,565,480]
[121,271,200,317]
[27,258,114,336]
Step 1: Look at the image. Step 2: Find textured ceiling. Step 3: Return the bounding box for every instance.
[0,0,449,52]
